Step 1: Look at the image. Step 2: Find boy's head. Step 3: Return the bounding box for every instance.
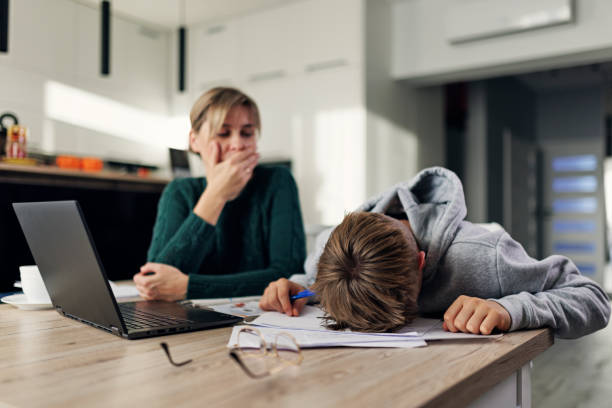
[312,212,425,332]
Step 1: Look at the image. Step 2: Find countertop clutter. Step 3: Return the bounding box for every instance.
[0,111,164,183]
[1,153,163,181]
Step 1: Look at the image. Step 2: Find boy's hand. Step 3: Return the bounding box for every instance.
[259,278,307,316]
[443,295,511,335]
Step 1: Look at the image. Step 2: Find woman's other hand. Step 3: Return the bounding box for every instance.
[133,262,188,302]
[259,278,308,316]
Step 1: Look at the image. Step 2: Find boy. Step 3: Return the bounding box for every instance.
[259,167,610,338]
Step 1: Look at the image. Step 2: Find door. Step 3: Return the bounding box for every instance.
[540,141,606,284]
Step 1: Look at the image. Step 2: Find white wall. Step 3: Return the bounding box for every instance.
[171,0,368,226]
[2,0,446,228]
[365,0,444,198]
[170,0,446,225]
[0,0,171,169]
[392,0,612,84]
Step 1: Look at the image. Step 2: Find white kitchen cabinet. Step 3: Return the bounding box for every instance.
[74,3,168,113]
[289,0,363,71]
[74,3,129,85]
[237,5,296,81]
[5,0,76,79]
[190,20,240,92]
[241,75,296,160]
[123,25,168,112]
[392,0,612,84]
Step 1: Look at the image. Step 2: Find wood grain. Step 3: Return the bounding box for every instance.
[0,305,552,408]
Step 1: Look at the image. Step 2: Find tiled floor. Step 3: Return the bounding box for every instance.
[532,317,612,407]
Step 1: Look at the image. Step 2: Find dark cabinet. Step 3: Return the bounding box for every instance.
[0,164,167,292]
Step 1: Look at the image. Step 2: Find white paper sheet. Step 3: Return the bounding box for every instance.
[227,325,427,349]
[249,306,420,337]
[109,281,141,298]
[249,306,503,340]
[186,295,262,307]
[210,301,263,317]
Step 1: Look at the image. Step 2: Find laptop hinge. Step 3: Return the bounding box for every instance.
[110,325,121,334]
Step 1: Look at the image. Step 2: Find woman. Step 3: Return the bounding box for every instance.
[134,87,306,301]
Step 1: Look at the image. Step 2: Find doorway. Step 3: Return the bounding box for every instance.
[445,63,611,285]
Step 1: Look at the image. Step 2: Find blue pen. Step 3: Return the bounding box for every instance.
[290,289,316,302]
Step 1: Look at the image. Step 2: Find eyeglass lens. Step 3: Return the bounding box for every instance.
[236,329,271,377]
[274,333,301,364]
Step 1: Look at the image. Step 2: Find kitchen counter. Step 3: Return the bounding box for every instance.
[0,162,169,192]
[0,162,168,292]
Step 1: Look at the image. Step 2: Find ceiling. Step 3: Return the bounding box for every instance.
[76,0,300,29]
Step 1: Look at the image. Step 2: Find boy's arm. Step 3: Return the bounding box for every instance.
[493,232,610,339]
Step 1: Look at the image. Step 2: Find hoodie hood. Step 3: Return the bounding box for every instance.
[357,167,467,283]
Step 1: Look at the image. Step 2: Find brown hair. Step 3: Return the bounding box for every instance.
[312,212,421,332]
[189,87,261,141]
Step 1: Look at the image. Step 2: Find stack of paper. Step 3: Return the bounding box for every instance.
[227,306,502,349]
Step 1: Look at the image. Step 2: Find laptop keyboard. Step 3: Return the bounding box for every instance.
[119,303,193,331]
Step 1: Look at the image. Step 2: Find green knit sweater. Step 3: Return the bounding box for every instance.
[147,165,306,299]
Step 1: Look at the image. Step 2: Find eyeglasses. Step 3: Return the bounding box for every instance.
[228,327,303,379]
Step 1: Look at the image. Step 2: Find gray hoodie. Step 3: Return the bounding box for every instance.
[300,167,610,339]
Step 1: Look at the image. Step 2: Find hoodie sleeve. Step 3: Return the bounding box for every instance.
[297,226,334,287]
[492,232,610,339]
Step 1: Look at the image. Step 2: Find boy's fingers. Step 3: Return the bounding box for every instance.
[443,297,464,332]
[453,301,477,333]
[268,287,284,313]
[480,312,500,335]
[259,286,281,312]
[466,305,489,334]
[258,290,268,310]
[292,298,308,316]
[277,283,292,315]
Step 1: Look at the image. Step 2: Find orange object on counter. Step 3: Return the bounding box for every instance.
[56,155,81,170]
[137,167,150,177]
[81,157,104,172]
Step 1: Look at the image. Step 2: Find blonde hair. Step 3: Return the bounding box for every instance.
[190,87,261,142]
[312,212,421,332]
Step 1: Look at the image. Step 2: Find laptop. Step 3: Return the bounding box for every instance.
[13,200,242,339]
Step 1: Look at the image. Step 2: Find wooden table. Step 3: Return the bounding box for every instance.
[0,304,553,408]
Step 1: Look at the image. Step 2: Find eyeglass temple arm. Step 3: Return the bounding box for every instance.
[228,349,270,379]
[160,342,193,367]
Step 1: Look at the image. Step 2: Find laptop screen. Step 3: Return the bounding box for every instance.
[13,201,125,331]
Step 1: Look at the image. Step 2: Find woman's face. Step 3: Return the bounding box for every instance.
[191,105,257,163]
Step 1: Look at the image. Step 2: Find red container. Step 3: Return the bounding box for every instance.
[56,155,82,170]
